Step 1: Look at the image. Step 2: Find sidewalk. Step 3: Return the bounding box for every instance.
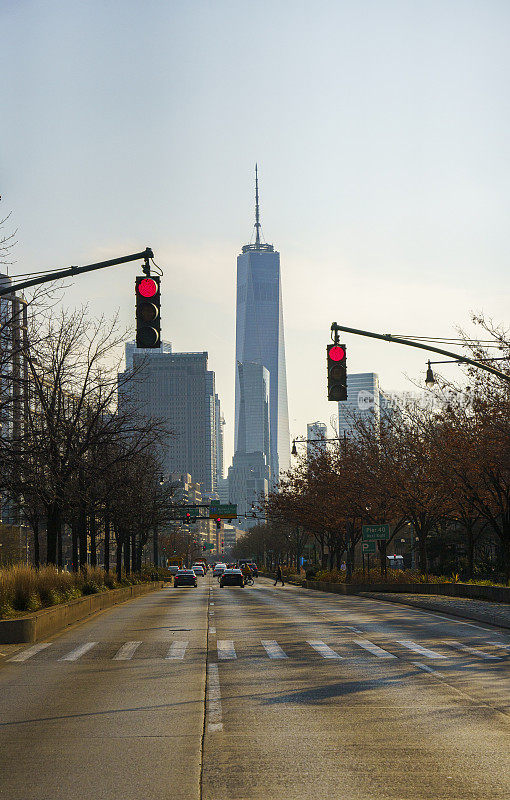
[358,591,510,630]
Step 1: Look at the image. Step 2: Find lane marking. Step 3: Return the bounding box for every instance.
[7,643,52,662]
[486,641,510,651]
[353,639,397,659]
[395,640,446,659]
[261,640,288,659]
[443,640,501,660]
[413,661,445,677]
[113,641,142,661]
[217,640,236,660]
[166,641,189,660]
[59,642,98,662]
[307,640,342,659]
[209,627,216,635]
[207,662,223,732]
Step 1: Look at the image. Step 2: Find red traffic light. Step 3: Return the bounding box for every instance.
[137,278,158,298]
[328,345,345,362]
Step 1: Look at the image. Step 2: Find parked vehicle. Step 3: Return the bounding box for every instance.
[174,569,197,587]
[219,569,244,588]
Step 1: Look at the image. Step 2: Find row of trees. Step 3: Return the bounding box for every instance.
[251,317,510,583]
[0,289,179,578]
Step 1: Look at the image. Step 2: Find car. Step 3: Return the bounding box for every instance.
[192,564,205,576]
[174,569,197,587]
[167,565,180,576]
[219,568,244,588]
[213,563,227,577]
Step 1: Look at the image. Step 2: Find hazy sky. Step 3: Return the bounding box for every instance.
[2,0,509,468]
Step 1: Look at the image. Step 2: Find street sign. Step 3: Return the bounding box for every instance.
[209,503,237,520]
[362,524,390,542]
[202,543,215,551]
[361,541,376,554]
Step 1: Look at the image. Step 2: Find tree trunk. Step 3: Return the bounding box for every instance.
[115,531,123,582]
[131,533,137,573]
[33,517,40,569]
[78,502,87,570]
[57,525,63,569]
[466,525,475,579]
[124,534,130,574]
[46,503,61,566]
[89,511,97,568]
[71,521,79,572]
[104,516,110,574]
[418,528,428,575]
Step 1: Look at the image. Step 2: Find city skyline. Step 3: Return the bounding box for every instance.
[2,1,509,469]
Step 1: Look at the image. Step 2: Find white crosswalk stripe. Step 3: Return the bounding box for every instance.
[217,640,237,660]
[486,641,510,651]
[7,643,52,662]
[443,640,501,660]
[353,639,397,659]
[113,641,142,661]
[307,640,342,659]
[395,640,446,659]
[166,641,189,660]
[261,640,288,659]
[59,642,98,662]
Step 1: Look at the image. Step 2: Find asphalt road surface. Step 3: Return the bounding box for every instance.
[1,575,509,799]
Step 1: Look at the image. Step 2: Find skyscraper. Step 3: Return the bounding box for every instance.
[338,372,381,439]
[233,166,290,483]
[306,421,327,458]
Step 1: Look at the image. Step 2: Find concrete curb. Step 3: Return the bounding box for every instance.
[304,580,510,602]
[0,581,164,644]
[357,592,510,630]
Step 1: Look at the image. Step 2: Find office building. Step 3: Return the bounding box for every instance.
[338,373,380,439]
[233,166,290,484]
[119,344,221,494]
[306,421,327,458]
[228,451,269,529]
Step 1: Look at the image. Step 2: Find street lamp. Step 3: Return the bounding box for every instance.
[425,360,435,388]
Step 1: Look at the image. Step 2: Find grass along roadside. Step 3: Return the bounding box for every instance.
[0,565,168,619]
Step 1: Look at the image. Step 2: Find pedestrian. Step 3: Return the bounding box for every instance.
[274,564,285,586]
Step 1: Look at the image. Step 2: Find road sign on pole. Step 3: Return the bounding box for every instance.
[209,503,237,520]
[361,541,376,554]
[362,524,390,542]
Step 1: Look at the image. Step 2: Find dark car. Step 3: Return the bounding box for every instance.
[174,569,197,588]
[219,568,244,588]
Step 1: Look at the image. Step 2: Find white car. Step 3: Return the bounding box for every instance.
[192,564,205,576]
[213,562,227,577]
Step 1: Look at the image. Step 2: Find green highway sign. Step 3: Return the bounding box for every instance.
[362,524,390,542]
[361,541,376,554]
[209,503,237,520]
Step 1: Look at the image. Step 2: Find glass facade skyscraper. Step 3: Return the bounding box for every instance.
[233,168,290,484]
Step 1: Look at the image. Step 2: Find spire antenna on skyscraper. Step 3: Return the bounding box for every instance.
[255,163,261,247]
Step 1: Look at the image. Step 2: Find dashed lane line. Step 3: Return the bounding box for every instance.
[207,662,223,732]
[59,642,98,662]
[261,640,288,659]
[353,639,397,659]
[166,641,189,660]
[113,641,142,661]
[395,640,447,659]
[443,640,501,660]
[413,661,445,677]
[7,643,52,662]
[217,640,236,660]
[307,640,342,659]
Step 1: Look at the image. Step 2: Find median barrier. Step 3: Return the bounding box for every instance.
[303,580,510,602]
[0,581,164,644]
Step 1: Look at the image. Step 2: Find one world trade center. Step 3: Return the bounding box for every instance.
[233,167,290,495]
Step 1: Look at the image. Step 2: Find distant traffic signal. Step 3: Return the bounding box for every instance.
[327,344,347,401]
[216,518,222,530]
[136,276,160,348]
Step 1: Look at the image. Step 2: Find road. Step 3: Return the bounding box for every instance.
[1,575,509,799]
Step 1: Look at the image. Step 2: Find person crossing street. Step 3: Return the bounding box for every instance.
[274,564,285,586]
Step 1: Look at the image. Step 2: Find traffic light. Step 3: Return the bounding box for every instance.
[216,517,222,530]
[327,343,347,401]
[135,276,161,348]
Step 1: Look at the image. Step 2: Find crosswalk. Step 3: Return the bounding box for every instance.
[6,638,508,665]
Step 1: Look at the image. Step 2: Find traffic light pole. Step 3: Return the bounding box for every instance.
[331,322,510,383]
[0,248,154,297]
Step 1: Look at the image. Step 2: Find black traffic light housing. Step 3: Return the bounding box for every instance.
[216,518,222,530]
[136,276,161,348]
[327,343,347,401]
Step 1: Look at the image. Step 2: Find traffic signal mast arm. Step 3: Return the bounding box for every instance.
[1,248,154,297]
[331,321,510,384]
